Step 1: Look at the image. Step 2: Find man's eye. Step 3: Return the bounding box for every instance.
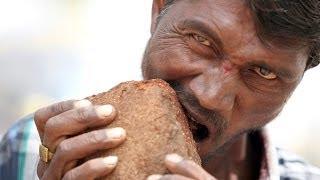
[192,34,211,46]
[253,67,277,80]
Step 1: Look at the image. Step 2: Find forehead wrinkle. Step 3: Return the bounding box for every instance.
[196,0,259,48]
[201,1,307,75]
[170,0,308,77]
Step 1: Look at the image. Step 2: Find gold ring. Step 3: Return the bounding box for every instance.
[39,144,54,163]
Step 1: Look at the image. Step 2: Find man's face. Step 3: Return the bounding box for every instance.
[142,0,308,160]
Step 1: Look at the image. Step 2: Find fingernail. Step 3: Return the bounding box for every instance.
[102,156,118,166]
[95,104,113,118]
[165,153,183,164]
[147,174,163,180]
[106,127,125,139]
[74,99,91,108]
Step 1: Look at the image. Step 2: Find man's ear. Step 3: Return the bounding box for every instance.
[151,0,165,34]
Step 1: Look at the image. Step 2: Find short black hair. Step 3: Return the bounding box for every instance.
[162,0,320,69]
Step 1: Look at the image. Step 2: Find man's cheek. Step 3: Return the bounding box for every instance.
[241,106,282,129]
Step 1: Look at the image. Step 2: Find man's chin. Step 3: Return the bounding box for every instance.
[196,136,218,160]
[198,131,249,164]
[195,134,227,162]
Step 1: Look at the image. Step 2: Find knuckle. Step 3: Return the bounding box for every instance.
[50,101,66,114]
[34,109,43,122]
[56,140,71,156]
[87,130,104,144]
[34,111,45,131]
[75,107,91,123]
[43,117,57,136]
[34,108,49,128]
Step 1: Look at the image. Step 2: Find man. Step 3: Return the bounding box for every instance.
[1,0,320,179]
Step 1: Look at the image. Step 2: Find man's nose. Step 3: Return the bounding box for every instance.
[189,64,238,112]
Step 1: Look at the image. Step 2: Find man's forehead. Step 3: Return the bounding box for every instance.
[168,0,308,78]
[173,0,253,29]
[177,0,249,12]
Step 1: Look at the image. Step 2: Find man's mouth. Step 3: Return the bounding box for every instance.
[186,113,209,143]
[183,106,226,161]
[185,111,210,143]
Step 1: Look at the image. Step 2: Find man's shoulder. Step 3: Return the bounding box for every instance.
[0,114,40,180]
[276,147,320,180]
[0,114,38,151]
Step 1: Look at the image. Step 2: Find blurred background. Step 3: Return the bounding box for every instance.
[0,0,319,167]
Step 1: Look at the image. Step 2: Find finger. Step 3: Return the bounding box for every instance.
[38,161,77,180]
[35,100,91,179]
[37,161,47,179]
[147,174,194,180]
[62,161,77,176]
[34,99,92,140]
[60,156,118,180]
[147,175,163,180]
[45,127,126,178]
[165,154,216,180]
[43,104,116,151]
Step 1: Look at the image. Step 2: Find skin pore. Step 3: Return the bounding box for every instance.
[142,0,308,178]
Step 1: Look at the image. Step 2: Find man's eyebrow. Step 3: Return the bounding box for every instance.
[179,19,224,49]
[251,61,295,80]
[179,20,296,80]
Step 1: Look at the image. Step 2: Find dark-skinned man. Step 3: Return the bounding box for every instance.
[1,0,320,179]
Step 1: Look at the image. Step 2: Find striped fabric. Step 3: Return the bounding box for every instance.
[277,148,320,180]
[0,115,39,180]
[1,115,320,180]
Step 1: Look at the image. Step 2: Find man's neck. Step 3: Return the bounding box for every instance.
[202,133,262,180]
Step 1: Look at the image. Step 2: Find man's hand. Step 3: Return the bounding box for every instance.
[34,99,126,180]
[147,154,217,180]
